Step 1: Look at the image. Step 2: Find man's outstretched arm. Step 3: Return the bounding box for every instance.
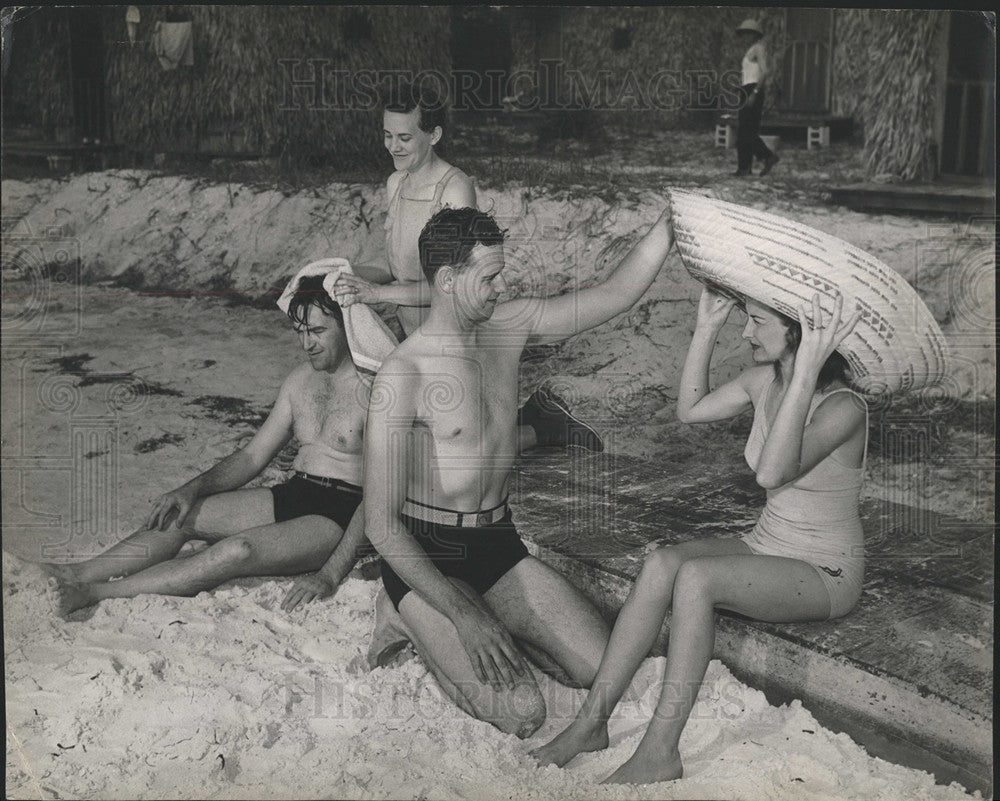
[146,379,294,530]
[517,206,674,346]
[363,362,527,690]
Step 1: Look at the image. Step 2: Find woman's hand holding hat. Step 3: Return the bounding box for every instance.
[695,287,737,332]
[794,293,861,381]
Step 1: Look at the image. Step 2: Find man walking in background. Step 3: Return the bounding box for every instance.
[734,18,780,177]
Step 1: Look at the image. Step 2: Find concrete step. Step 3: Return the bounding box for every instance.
[829,180,995,216]
[511,450,993,796]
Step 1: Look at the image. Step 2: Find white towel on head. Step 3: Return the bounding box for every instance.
[277,258,399,381]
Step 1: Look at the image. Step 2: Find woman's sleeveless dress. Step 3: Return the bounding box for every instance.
[384,166,464,336]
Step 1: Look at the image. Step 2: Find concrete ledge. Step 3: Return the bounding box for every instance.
[829,181,995,216]
[512,451,993,796]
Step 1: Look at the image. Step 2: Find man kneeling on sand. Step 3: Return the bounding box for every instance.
[48,276,371,617]
[363,206,677,736]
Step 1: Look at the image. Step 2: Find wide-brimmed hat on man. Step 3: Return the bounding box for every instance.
[735,19,764,36]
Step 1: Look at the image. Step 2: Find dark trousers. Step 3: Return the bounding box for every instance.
[737,83,773,172]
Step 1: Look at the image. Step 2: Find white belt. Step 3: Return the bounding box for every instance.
[401,496,510,528]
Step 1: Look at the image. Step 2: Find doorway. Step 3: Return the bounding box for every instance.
[940,11,995,177]
[449,7,512,111]
[778,9,833,113]
[68,7,106,142]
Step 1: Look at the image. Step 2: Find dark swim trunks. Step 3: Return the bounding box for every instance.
[270,472,363,531]
[381,507,530,611]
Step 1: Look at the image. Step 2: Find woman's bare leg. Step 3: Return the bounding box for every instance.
[530,537,750,767]
[602,553,831,785]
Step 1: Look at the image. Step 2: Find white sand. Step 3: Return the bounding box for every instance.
[4,557,978,800]
[3,173,990,799]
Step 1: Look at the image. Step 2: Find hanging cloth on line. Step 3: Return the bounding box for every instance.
[126,6,140,45]
[152,21,194,70]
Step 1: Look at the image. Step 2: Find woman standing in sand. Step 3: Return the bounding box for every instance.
[334,82,475,337]
[532,288,867,784]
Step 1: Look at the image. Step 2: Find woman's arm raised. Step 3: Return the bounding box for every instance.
[755,294,863,489]
[676,288,753,424]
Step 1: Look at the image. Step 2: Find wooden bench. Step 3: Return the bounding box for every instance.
[715,112,852,150]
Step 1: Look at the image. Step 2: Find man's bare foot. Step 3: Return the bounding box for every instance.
[47,578,96,619]
[530,721,609,768]
[601,746,682,785]
[365,589,411,669]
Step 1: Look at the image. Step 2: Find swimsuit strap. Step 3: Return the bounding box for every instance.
[755,377,868,469]
[818,387,870,469]
[806,386,870,470]
[386,171,407,221]
[430,166,461,213]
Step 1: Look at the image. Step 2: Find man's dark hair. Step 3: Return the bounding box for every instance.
[418,207,506,286]
[286,274,344,329]
[381,80,446,134]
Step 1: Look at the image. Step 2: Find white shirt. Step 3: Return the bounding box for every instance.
[742,41,767,86]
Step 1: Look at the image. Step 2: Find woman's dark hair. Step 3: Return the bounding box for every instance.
[777,312,851,391]
[381,81,447,134]
[286,274,345,329]
[734,294,851,390]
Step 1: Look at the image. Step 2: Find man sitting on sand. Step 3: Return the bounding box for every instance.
[48,276,371,617]
[362,205,677,736]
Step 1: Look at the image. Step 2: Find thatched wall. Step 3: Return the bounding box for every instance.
[2,9,74,138]
[524,7,761,127]
[4,6,451,165]
[104,6,451,163]
[505,7,794,127]
[3,6,959,181]
[831,9,945,180]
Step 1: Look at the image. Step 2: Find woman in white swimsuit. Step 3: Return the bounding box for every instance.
[532,288,867,785]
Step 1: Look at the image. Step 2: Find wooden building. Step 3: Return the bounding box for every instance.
[504,7,994,181]
[3,7,993,182]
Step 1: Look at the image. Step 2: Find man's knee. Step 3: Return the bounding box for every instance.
[575,661,599,691]
[509,688,547,739]
[215,537,256,568]
[498,685,547,739]
[463,681,546,739]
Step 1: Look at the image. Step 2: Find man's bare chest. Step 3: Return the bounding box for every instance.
[415,355,517,445]
[291,375,365,445]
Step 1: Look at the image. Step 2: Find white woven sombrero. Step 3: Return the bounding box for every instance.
[667,190,951,395]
